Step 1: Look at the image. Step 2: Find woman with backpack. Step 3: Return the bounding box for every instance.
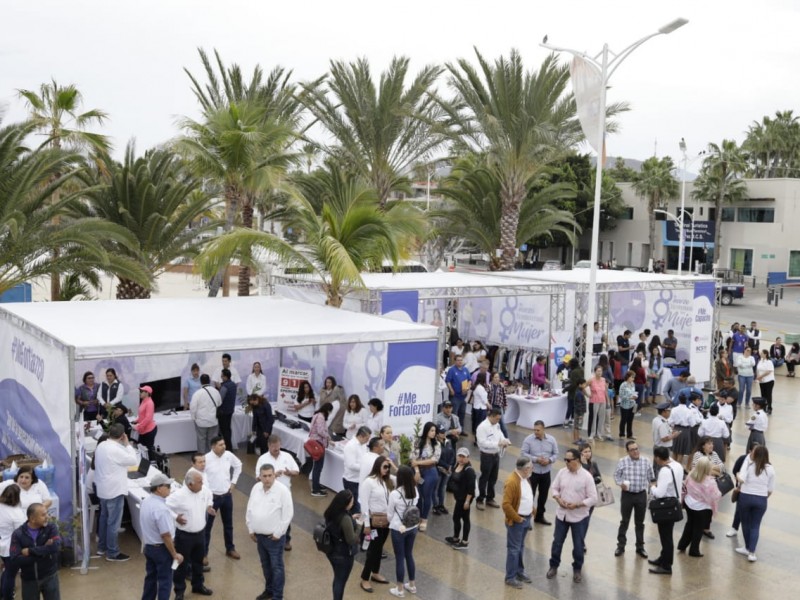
[445,447,477,550]
[388,465,420,597]
[323,489,362,600]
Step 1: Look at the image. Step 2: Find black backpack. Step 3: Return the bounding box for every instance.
[312,521,335,555]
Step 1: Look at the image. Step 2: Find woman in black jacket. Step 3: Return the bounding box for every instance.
[445,447,477,550]
[247,394,274,454]
[324,490,361,600]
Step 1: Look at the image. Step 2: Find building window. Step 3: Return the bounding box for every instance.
[708,207,735,222]
[730,248,753,276]
[789,251,800,278]
[737,208,774,223]
[619,207,633,220]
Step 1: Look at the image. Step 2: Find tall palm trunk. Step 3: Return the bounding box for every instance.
[208,185,239,297]
[648,193,658,262]
[498,178,524,270]
[116,277,151,299]
[237,202,254,296]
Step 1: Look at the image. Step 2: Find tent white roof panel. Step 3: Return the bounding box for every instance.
[0,296,438,359]
[490,269,713,287]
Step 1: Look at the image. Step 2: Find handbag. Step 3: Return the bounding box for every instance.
[730,487,740,503]
[716,472,735,496]
[370,512,389,528]
[595,481,615,507]
[649,467,684,523]
[303,439,325,461]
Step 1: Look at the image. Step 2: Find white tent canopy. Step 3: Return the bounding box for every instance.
[490,269,713,289]
[0,296,438,359]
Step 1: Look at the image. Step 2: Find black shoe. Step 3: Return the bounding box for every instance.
[459,432,468,437]
[439,505,449,514]
[192,586,213,596]
[105,552,131,562]
[614,547,624,557]
[256,592,272,600]
[636,548,648,559]
[534,518,552,526]
[202,565,211,573]
[688,552,704,558]
[432,506,441,515]
[703,530,715,539]
[647,558,662,566]
[649,566,672,575]
[175,595,184,600]
[381,552,388,559]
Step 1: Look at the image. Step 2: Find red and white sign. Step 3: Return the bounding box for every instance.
[278,367,311,411]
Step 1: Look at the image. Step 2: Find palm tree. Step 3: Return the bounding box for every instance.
[742,110,800,178]
[692,140,748,263]
[194,164,424,307]
[631,156,679,263]
[435,154,578,269]
[17,79,110,300]
[301,56,445,208]
[82,143,219,299]
[178,101,298,296]
[0,119,145,296]
[440,49,623,270]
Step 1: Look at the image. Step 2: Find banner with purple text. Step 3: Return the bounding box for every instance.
[689,282,715,382]
[384,341,437,435]
[458,294,550,350]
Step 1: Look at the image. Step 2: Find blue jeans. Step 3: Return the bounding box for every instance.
[648,376,659,398]
[435,471,450,507]
[497,409,509,438]
[142,544,172,600]
[451,396,467,430]
[505,515,531,581]
[416,468,438,519]
[98,494,125,557]
[327,550,354,600]
[342,480,360,514]
[20,573,59,600]
[471,408,487,436]
[311,454,325,494]
[739,493,768,553]
[1,556,19,600]
[737,375,753,407]
[205,492,234,553]
[634,383,645,410]
[390,528,417,583]
[549,516,589,571]
[256,534,286,600]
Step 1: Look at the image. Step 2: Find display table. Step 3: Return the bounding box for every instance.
[126,465,164,542]
[505,393,568,429]
[272,421,309,462]
[152,409,253,454]
[318,444,345,493]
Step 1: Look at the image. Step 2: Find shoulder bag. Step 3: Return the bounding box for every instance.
[649,467,684,523]
[595,481,615,507]
[716,471,735,496]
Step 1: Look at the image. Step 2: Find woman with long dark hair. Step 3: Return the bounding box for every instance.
[342,395,368,440]
[647,347,663,404]
[324,489,361,600]
[320,376,346,435]
[359,455,394,591]
[246,393,274,454]
[295,380,317,423]
[445,447,476,549]
[735,445,775,562]
[630,357,647,413]
[411,422,440,532]
[388,466,419,597]
[0,484,25,600]
[308,402,333,497]
[755,349,775,414]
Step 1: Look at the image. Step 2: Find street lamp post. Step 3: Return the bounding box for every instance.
[655,208,695,272]
[542,18,689,383]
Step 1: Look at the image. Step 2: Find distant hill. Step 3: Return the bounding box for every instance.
[592,156,697,181]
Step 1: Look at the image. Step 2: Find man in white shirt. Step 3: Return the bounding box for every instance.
[475,409,511,510]
[343,426,371,514]
[94,423,139,561]
[359,437,386,485]
[247,464,294,600]
[191,375,221,454]
[648,446,684,576]
[203,436,242,562]
[254,435,299,551]
[167,469,214,599]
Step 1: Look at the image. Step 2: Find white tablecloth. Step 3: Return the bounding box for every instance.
[126,465,163,542]
[319,445,345,493]
[152,409,253,454]
[505,393,568,429]
[272,421,309,462]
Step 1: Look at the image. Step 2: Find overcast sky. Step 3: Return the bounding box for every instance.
[2,0,797,164]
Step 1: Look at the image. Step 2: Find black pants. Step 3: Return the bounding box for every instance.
[678,506,711,555]
[655,520,676,570]
[619,407,634,438]
[360,527,389,580]
[478,452,500,501]
[530,471,551,521]
[342,480,360,514]
[617,490,647,549]
[327,550,354,600]
[452,496,471,541]
[139,426,158,459]
[760,380,774,412]
[174,529,205,594]
[218,413,233,451]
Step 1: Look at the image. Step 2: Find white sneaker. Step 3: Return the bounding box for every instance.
[389,588,405,598]
[726,528,738,538]
[735,547,749,556]
[748,553,757,562]
[403,583,417,594]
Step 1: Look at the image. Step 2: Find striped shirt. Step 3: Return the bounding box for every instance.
[614,456,654,493]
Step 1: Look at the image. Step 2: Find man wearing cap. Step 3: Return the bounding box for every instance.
[139,472,184,600]
[167,469,214,599]
[445,355,472,436]
[613,440,654,559]
[520,421,559,526]
[247,464,294,600]
[435,400,462,444]
[94,422,139,561]
[446,447,476,549]
[652,402,680,451]
[191,374,221,454]
[204,436,242,562]
[133,384,158,459]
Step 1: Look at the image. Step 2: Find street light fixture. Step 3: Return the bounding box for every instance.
[677,142,707,274]
[542,18,688,384]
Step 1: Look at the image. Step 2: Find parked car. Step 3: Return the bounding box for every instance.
[573,260,592,269]
[714,268,745,305]
[542,260,563,271]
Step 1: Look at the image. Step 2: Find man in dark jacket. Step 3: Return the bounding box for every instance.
[10,503,61,600]
[433,426,456,514]
[218,368,238,452]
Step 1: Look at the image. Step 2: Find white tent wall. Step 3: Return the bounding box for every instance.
[0,311,74,525]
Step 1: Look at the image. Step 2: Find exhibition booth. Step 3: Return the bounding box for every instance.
[0,295,439,536]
